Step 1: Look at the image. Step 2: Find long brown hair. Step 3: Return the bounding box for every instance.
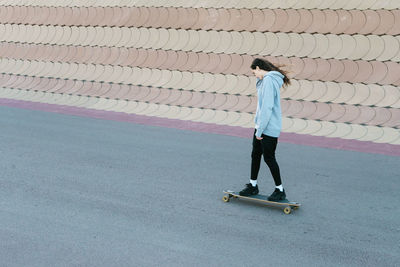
[250,58,291,87]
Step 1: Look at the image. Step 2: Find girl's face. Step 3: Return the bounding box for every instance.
[251,66,267,79]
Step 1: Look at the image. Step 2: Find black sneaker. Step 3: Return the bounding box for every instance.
[267,188,286,201]
[239,183,259,196]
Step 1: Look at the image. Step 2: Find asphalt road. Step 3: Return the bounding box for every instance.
[0,106,399,266]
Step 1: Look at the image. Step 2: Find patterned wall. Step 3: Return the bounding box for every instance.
[0,1,399,151]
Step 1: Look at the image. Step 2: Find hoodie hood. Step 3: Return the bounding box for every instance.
[257,71,284,88]
[256,71,284,84]
[265,71,284,80]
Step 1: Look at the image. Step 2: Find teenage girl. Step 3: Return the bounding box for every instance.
[239,58,291,201]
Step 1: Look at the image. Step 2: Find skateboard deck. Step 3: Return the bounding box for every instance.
[222,190,300,214]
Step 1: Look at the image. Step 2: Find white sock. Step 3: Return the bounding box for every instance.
[250,179,257,187]
[276,184,284,192]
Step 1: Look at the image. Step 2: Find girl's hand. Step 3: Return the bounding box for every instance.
[256,136,263,140]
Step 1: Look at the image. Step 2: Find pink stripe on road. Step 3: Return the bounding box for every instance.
[1,98,399,157]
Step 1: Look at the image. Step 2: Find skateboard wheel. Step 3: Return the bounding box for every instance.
[283,207,292,214]
[222,195,230,202]
[293,206,299,210]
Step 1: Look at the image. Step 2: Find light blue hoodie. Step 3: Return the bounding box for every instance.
[254,71,284,138]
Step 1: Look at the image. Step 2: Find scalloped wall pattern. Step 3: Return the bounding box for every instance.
[0,2,399,152]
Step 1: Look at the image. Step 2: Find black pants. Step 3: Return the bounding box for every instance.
[251,130,282,186]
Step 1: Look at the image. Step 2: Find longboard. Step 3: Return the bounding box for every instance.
[222,190,300,214]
